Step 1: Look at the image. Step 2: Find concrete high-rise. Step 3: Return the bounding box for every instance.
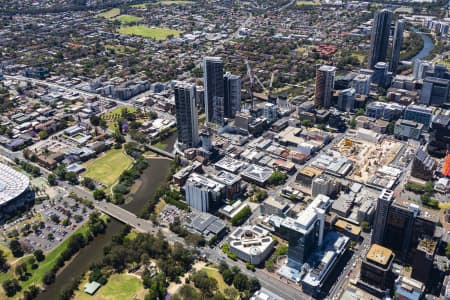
[203,57,225,126]
[372,189,439,262]
[372,189,394,245]
[368,9,393,69]
[390,20,404,75]
[174,81,199,148]
[337,88,356,112]
[413,60,432,80]
[280,195,331,268]
[419,76,450,106]
[314,65,336,108]
[223,72,241,118]
[352,74,371,96]
[184,173,225,212]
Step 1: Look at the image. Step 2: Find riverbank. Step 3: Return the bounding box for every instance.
[35,138,175,300]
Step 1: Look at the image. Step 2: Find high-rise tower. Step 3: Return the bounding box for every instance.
[203,57,225,125]
[390,20,404,74]
[223,72,241,118]
[368,9,393,69]
[314,65,336,108]
[174,81,199,148]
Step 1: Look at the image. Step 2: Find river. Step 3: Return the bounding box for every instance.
[411,28,435,61]
[36,134,176,300]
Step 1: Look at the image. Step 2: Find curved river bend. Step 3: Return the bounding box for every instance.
[36,135,176,300]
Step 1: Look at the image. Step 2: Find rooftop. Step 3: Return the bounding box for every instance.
[366,244,393,266]
[0,163,30,206]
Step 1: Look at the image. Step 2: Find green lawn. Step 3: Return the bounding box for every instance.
[131,1,193,7]
[124,231,138,242]
[296,0,320,5]
[0,222,92,299]
[114,15,143,24]
[202,267,232,294]
[117,25,181,40]
[97,8,120,19]
[74,273,145,300]
[130,3,148,8]
[152,142,167,150]
[82,149,133,187]
[101,106,137,131]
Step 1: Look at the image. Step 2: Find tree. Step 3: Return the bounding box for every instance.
[50,214,60,224]
[43,271,55,285]
[386,122,395,135]
[349,116,356,129]
[248,277,261,293]
[23,285,40,300]
[232,273,249,291]
[47,173,57,186]
[144,273,167,300]
[93,189,106,200]
[192,270,218,297]
[33,249,45,262]
[65,172,79,185]
[268,171,287,186]
[55,165,67,180]
[82,177,95,190]
[38,130,48,139]
[87,212,107,236]
[424,181,434,193]
[446,242,450,258]
[0,249,8,271]
[360,221,370,232]
[222,269,234,285]
[230,206,252,226]
[15,262,27,280]
[2,279,21,297]
[90,115,101,126]
[9,240,24,257]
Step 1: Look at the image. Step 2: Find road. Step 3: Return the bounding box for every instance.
[327,233,371,300]
[201,246,311,300]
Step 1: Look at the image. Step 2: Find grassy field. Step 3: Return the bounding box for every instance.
[74,273,145,300]
[439,202,450,209]
[117,25,181,40]
[82,149,133,187]
[97,8,120,19]
[296,0,320,5]
[0,222,92,299]
[131,1,193,7]
[130,3,148,8]
[114,15,143,24]
[201,267,231,295]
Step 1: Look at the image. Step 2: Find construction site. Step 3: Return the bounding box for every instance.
[331,136,408,187]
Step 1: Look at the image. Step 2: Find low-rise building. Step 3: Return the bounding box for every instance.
[394,276,424,300]
[228,225,275,265]
[394,119,423,140]
[261,197,292,217]
[241,164,273,186]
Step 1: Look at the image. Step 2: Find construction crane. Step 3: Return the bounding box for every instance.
[245,59,255,108]
[254,74,266,92]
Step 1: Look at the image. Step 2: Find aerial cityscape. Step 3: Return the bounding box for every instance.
[0,0,449,299]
